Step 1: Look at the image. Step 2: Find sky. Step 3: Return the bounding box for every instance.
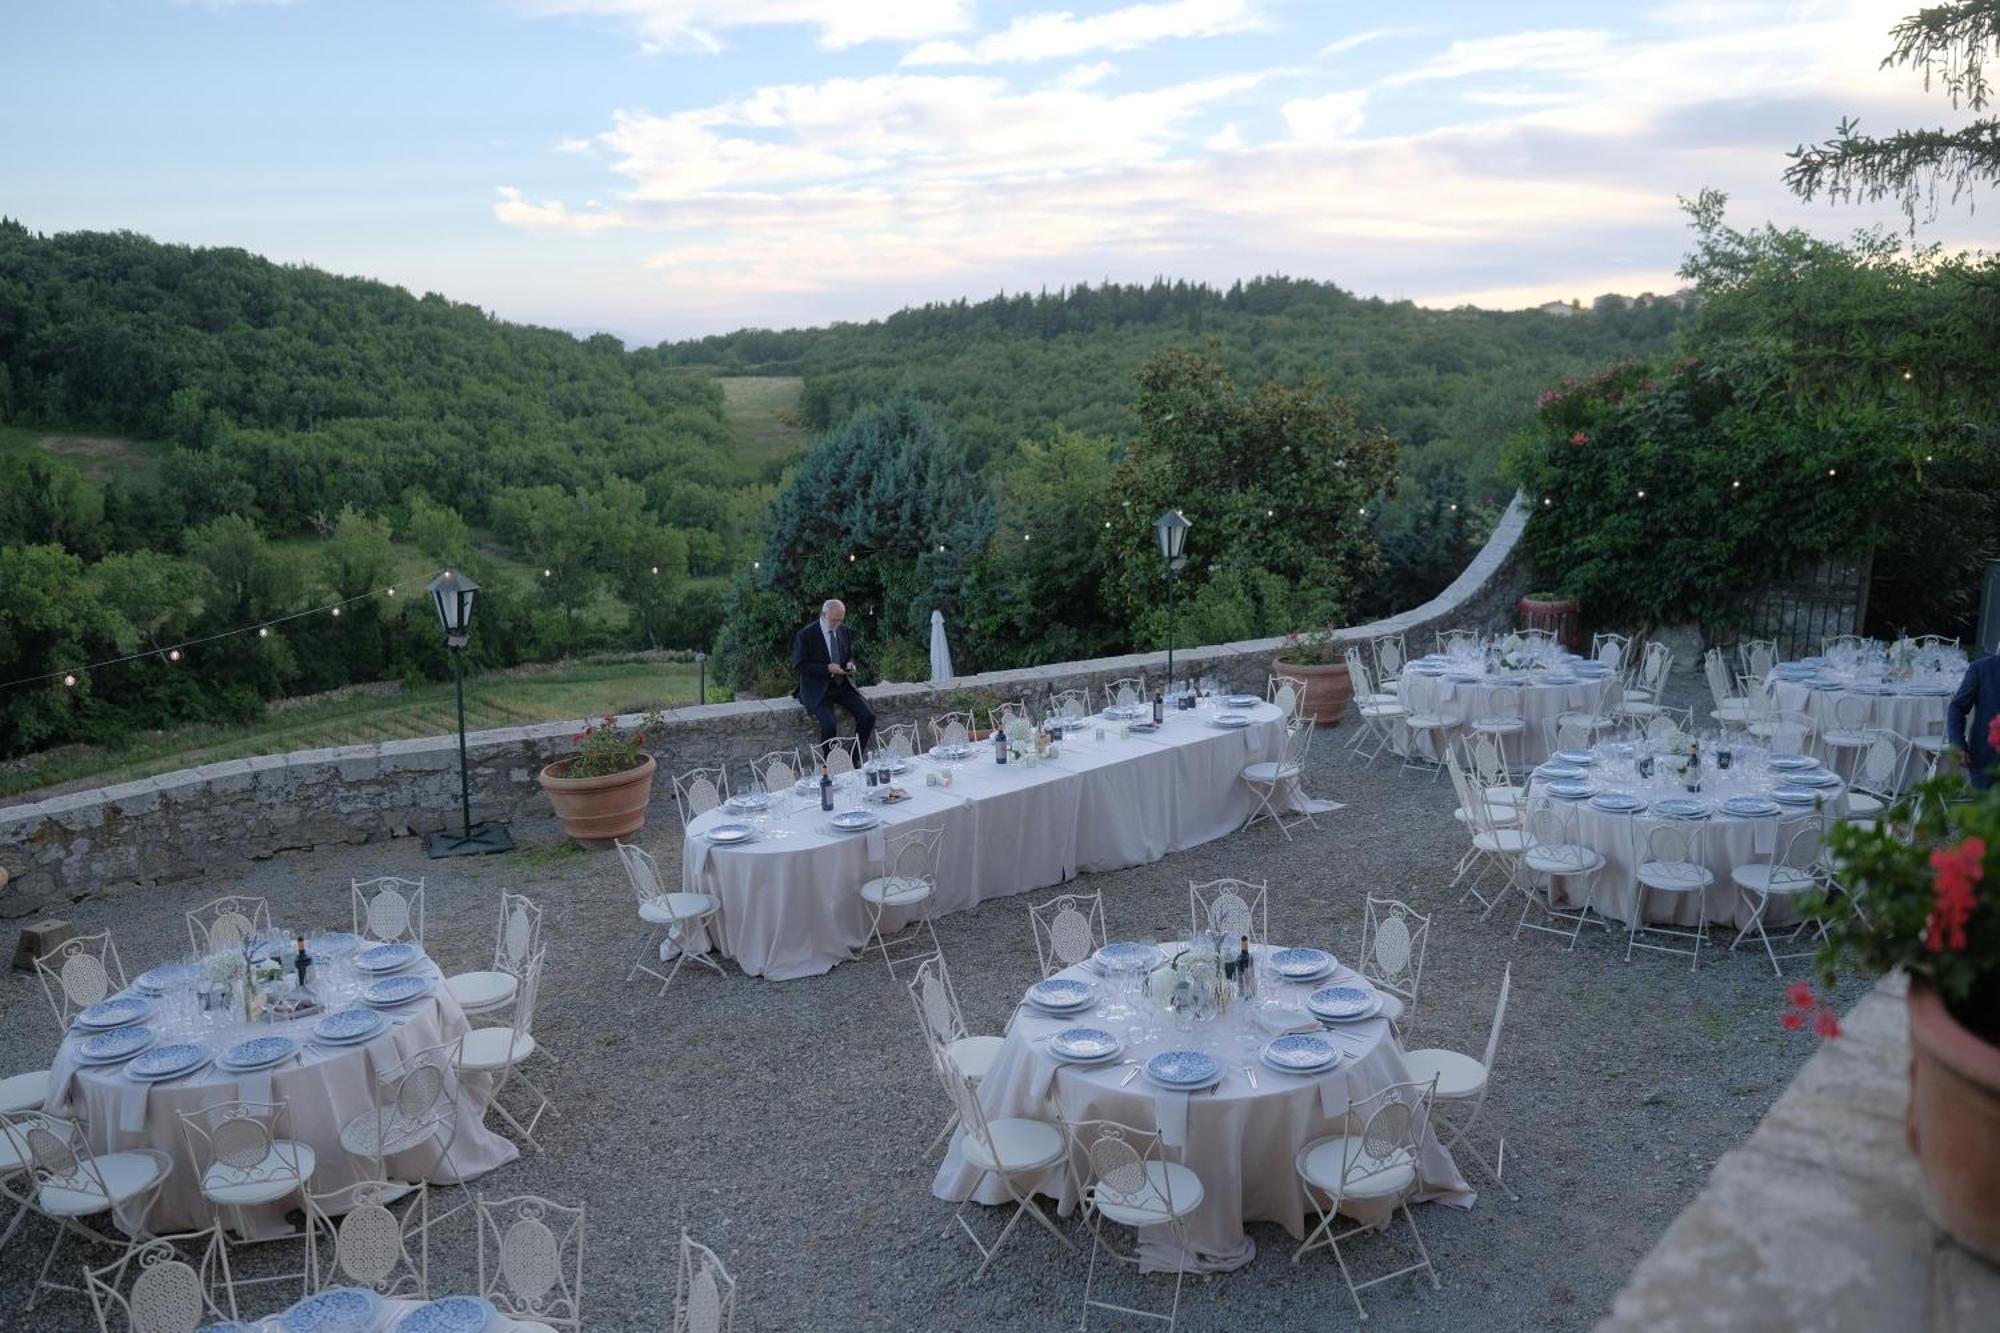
[1,1,1984,342]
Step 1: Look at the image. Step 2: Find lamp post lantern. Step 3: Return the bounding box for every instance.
[425,569,513,858]
[1155,509,1191,695]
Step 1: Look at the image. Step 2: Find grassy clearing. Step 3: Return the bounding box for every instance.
[717,376,808,477]
[0,425,173,487]
[0,660,724,801]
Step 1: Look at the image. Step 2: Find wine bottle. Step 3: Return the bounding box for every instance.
[994,727,1007,764]
[1152,690,1164,725]
[819,762,834,811]
[1685,741,1701,794]
[1238,935,1253,998]
[294,935,310,992]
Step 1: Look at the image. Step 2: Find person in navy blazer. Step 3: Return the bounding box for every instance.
[1947,652,2000,790]
[793,598,875,753]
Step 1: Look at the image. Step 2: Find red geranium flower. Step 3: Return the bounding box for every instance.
[1780,1011,1805,1032]
[1925,836,1985,954]
[1813,1009,1842,1039]
[1988,713,2000,751]
[1786,980,1814,1010]
[1570,431,1589,445]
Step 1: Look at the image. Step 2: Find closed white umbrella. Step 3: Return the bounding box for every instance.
[929,609,955,682]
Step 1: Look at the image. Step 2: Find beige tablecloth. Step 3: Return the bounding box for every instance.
[931,950,1472,1273]
[45,960,518,1236]
[1765,673,1950,787]
[680,705,1304,980]
[1396,669,1615,768]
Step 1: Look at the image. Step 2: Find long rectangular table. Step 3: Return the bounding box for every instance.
[679,704,1296,980]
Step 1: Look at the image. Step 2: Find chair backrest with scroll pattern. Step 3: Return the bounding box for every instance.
[35,930,125,1029]
[929,712,972,748]
[1360,896,1429,1011]
[306,1179,428,1300]
[476,1194,586,1331]
[1189,877,1268,947]
[353,877,425,947]
[675,1229,737,1333]
[672,767,728,827]
[1028,890,1106,978]
[83,1234,228,1333]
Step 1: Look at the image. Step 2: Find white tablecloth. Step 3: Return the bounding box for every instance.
[1396,669,1615,768]
[45,959,518,1236]
[680,705,1305,980]
[930,949,1472,1273]
[1765,669,1952,787]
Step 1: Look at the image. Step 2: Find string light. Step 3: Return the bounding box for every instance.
[167,649,182,662]
[1636,489,1646,499]
[1732,480,1741,490]
[1827,468,1837,477]
[259,627,269,638]
[1902,369,1914,381]
[1543,498,1552,507]
[542,568,552,578]
[385,587,395,597]
[63,673,76,688]
[330,607,341,617]
[651,566,659,575]
[1448,503,1458,512]
[1357,507,1367,516]
[936,544,946,553]
[1023,532,1031,541]
[848,553,856,563]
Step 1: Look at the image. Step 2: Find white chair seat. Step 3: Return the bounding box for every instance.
[1482,785,1527,806]
[1637,860,1713,892]
[639,893,719,925]
[1360,703,1408,720]
[444,970,518,1013]
[946,1034,1005,1081]
[1710,699,1754,718]
[1296,1136,1416,1202]
[1730,864,1817,895]
[1453,804,1521,829]
[514,1324,558,1333]
[1242,760,1301,784]
[1405,713,1453,730]
[1821,730,1869,748]
[1524,844,1605,875]
[40,1149,171,1218]
[456,1027,537,1072]
[1616,700,1663,718]
[1844,792,1887,816]
[1400,1047,1487,1100]
[1842,818,1878,833]
[961,1117,1066,1175]
[1359,691,1400,707]
[861,876,934,907]
[199,1141,316,1207]
[339,1107,438,1160]
[1092,1160,1206,1228]
[1469,719,1525,735]
[0,1069,51,1115]
[1472,829,1536,854]
[1911,735,1947,753]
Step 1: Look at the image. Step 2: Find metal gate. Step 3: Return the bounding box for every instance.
[1741,551,1872,658]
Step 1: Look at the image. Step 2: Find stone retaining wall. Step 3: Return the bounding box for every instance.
[0,496,1533,912]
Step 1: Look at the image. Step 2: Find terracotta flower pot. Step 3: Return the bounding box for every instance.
[1906,983,2000,1264]
[1272,657,1352,728]
[537,753,657,848]
[1519,593,1584,653]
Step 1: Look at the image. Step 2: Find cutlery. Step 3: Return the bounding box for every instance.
[1118,1064,1142,1087]
[1242,1063,1258,1090]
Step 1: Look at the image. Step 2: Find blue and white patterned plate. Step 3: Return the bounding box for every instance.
[704,822,756,844]
[220,1036,298,1072]
[1772,786,1821,805]
[76,995,153,1030]
[1651,797,1710,819]
[1049,1027,1122,1062]
[1548,781,1599,801]
[1590,792,1646,813]
[353,942,421,974]
[1307,985,1379,1021]
[76,1025,157,1065]
[1102,704,1148,721]
[1553,750,1596,766]
[1262,1033,1339,1073]
[363,974,434,1007]
[1791,770,1843,788]
[283,1286,379,1333]
[1026,977,1094,1010]
[1723,795,1782,818]
[724,792,772,814]
[1211,713,1251,729]
[1225,694,1260,708]
[1539,673,1578,685]
[930,742,976,760]
[1091,942,1166,974]
[1268,947,1335,979]
[1536,763,1585,782]
[1447,673,1482,684]
[1905,684,1954,696]
[829,810,879,831]
[393,1296,498,1333]
[133,962,200,995]
[1144,1049,1222,1089]
[314,1007,389,1045]
[1766,754,1816,770]
[310,932,364,956]
[1412,664,1448,676]
[129,1042,208,1082]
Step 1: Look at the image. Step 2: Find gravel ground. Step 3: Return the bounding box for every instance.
[0,674,1866,1331]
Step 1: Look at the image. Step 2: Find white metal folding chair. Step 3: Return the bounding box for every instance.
[1552,712,1597,756]
[671,765,729,826]
[1750,709,1817,756]
[1028,890,1108,979]
[83,1230,234,1333]
[992,700,1030,732]
[1291,1078,1442,1321]
[454,948,554,1151]
[1435,627,1478,655]
[475,1194,585,1331]
[1188,877,1268,947]
[1347,658,1408,763]
[1242,721,1315,840]
[445,892,542,1019]
[907,953,1005,1154]
[33,930,127,1033]
[878,723,921,760]
[1359,895,1429,1032]
[1050,687,1093,721]
[336,1038,466,1214]
[1627,818,1715,970]
[673,1227,737,1333]
[1730,815,1831,975]
[1372,634,1408,685]
[1822,633,1868,655]
[1738,639,1777,687]
[1,1108,171,1311]
[176,1100,315,1307]
[1704,649,1754,730]
[1403,965,1515,1199]
[859,823,946,976]
[1613,642,1672,719]
[305,1180,429,1300]
[1068,1119,1204,1331]
[1463,730,1525,808]
[1843,729,1913,825]
[1819,693,1876,760]
[929,711,975,748]
[617,840,723,994]
[184,896,271,958]
[1447,748,1536,919]
[1268,673,1308,728]
[1399,681,1457,780]
[814,736,858,776]
[1591,632,1629,672]
[1515,797,1607,949]
[940,1059,1071,1282]
[1467,685,1526,767]
[1640,706,1695,749]
[352,876,425,948]
[1105,677,1146,709]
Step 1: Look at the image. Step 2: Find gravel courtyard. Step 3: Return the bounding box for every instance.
[0,677,1862,1331]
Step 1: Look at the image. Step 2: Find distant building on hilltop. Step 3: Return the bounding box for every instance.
[1536,299,1581,317]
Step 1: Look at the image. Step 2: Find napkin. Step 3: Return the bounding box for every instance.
[1752,819,1778,856]
[1153,1086,1193,1148]
[865,827,886,861]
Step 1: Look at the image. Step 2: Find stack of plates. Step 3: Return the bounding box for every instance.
[1767,754,1816,771]
[1540,673,1578,685]
[1574,661,1610,674]
[1225,694,1261,708]
[1723,795,1782,818]
[76,1025,157,1066]
[724,792,771,814]
[1024,977,1095,1016]
[314,1008,389,1046]
[1142,1049,1223,1091]
[1261,1033,1340,1075]
[1772,786,1822,806]
[1211,713,1251,730]
[1547,781,1599,801]
[1090,942,1165,976]
[1447,673,1482,685]
[132,962,199,996]
[1267,947,1337,983]
[1103,704,1146,721]
[704,822,757,845]
[1590,792,1646,813]
[218,1036,298,1073]
[1537,763,1585,782]
[1553,749,1596,766]
[392,1296,499,1333]
[828,809,880,833]
[353,943,421,975]
[281,1287,379,1333]
[930,742,976,761]
[128,1042,209,1083]
[362,974,435,1007]
[1790,770,1843,788]
[76,996,153,1031]
[1413,664,1447,676]
[1651,797,1711,819]
[1306,985,1382,1023]
[1048,1027,1122,1065]
[1907,684,1954,696]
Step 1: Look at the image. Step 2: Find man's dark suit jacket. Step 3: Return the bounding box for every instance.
[1948,652,2000,783]
[792,619,856,709]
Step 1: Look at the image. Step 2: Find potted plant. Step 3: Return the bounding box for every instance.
[1797,726,2000,1263]
[1518,590,1582,652]
[1273,621,1352,728]
[537,710,665,846]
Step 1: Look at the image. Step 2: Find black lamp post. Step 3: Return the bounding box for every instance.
[1155,509,1191,694]
[425,569,513,858]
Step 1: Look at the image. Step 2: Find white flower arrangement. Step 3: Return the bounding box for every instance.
[203,953,246,986]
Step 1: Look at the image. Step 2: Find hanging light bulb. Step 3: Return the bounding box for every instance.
[1542,497,1552,507]
[848,553,856,563]
[331,606,341,617]
[259,627,269,638]
[1827,468,1837,477]
[753,561,761,570]
[937,544,946,553]
[1637,489,1646,498]
[1448,503,1458,512]
[167,648,182,662]
[62,673,77,688]
[1023,532,1031,541]
[386,587,396,597]
[1732,480,1741,490]
[651,566,659,575]
[542,568,552,578]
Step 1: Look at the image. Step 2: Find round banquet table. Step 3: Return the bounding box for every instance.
[1396,664,1617,769]
[44,956,518,1237]
[681,704,1317,980]
[931,946,1473,1273]
[1530,744,1847,929]
[1763,661,1955,786]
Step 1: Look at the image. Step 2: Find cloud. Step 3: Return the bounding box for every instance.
[902,0,1264,66]
[1317,26,1426,59]
[1383,28,1611,87]
[553,136,596,155]
[492,187,628,232]
[520,0,973,54]
[1281,90,1367,141]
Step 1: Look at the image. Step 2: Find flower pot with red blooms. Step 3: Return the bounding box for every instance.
[538,710,664,847]
[1517,591,1583,653]
[1798,713,2000,1263]
[1274,619,1353,728]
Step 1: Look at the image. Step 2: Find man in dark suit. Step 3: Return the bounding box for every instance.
[1947,652,2000,790]
[793,598,875,753]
